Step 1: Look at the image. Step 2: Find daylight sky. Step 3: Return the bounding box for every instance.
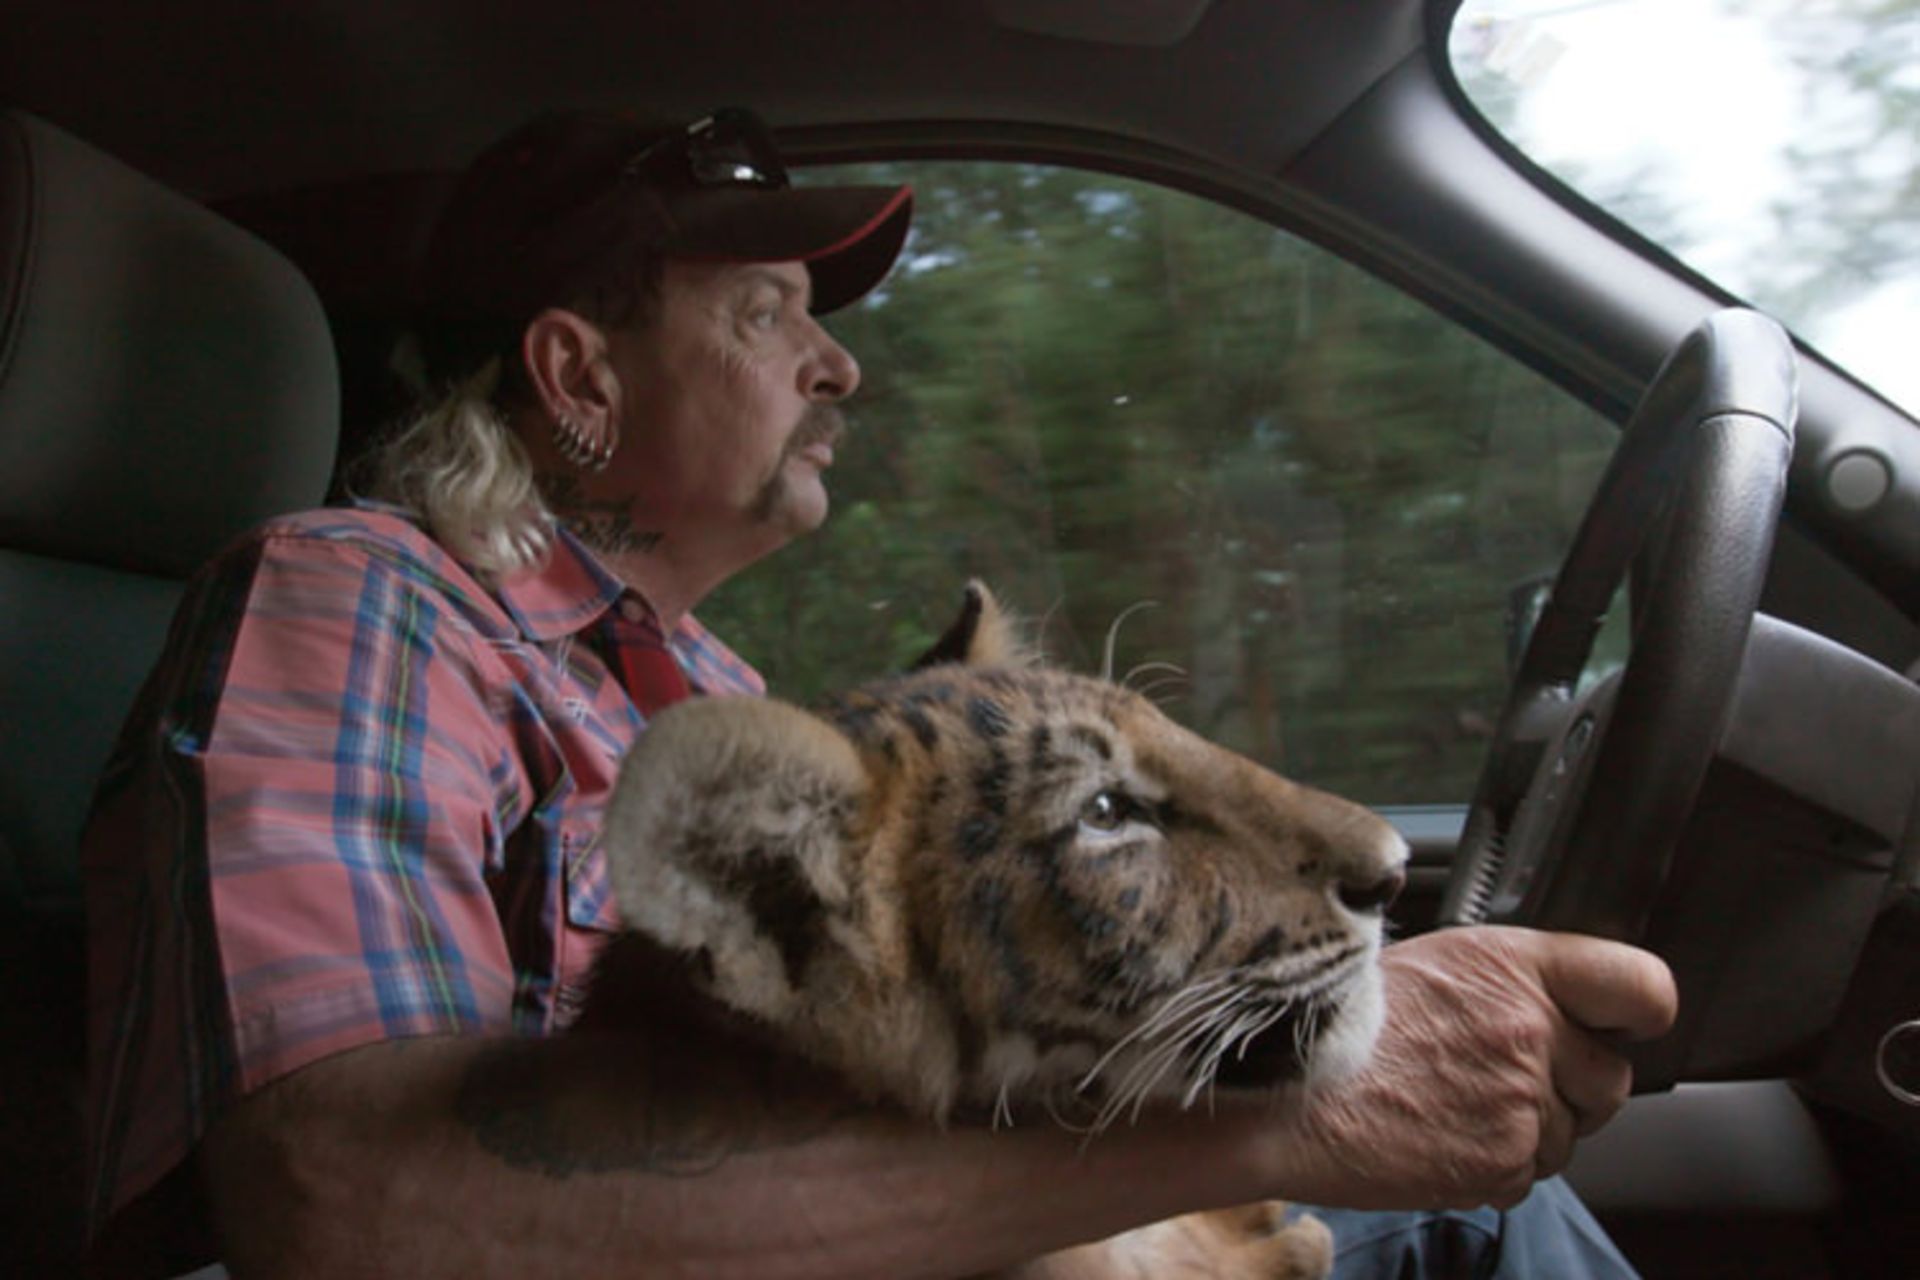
[1454,0,1920,415]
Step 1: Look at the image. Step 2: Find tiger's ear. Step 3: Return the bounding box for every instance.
[910,579,1034,670]
[599,696,868,1023]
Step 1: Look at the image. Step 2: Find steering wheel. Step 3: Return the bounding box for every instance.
[1439,308,1798,944]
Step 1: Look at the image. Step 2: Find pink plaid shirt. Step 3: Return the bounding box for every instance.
[80,504,762,1233]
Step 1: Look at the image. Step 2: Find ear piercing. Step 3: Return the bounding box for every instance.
[552,411,618,471]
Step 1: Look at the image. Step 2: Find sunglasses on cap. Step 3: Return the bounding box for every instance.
[624,107,791,191]
[416,105,910,383]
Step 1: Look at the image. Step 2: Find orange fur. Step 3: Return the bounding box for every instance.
[595,584,1406,1278]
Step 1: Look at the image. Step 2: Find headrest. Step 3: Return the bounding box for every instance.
[0,110,338,577]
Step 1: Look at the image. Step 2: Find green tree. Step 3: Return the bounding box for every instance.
[1738,0,1920,320]
[701,162,1616,804]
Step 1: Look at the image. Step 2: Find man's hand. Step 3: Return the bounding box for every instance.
[1259,925,1678,1212]
[196,928,1673,1277]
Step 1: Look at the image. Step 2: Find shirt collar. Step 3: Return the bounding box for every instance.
[492,524,628,642]
[491,528,765,701]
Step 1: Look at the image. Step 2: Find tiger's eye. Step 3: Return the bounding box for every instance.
[1081,791,1126,832]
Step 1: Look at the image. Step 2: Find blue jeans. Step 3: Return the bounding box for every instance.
[1304,1178,1638,1279]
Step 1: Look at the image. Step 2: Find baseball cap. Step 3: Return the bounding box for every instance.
[413,107,913,385]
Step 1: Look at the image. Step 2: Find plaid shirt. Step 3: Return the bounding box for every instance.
[80,505,762,1231]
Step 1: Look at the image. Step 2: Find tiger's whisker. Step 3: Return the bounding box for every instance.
[1093,991,1253,1130]
[1077,974,1240,1093]
[1186,1002,1272,1105]
[1166,995,1261,1109]
[1101,600,1160,683]
[1120,660,1186,691]
[1134,678,1190,707]
[1160,995,1258,1115]
[1034,596,1069,666]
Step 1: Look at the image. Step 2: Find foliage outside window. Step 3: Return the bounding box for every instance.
[1452,0,1920,418]
[702,162,1621,806]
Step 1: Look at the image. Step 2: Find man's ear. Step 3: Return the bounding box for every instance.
[520,307,618,435]
[910,579,1033,669]
[600,696,869,1023]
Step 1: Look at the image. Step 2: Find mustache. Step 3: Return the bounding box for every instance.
[789,404,848,452]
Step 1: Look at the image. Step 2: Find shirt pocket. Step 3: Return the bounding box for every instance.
[553,822,621,1027]
[562,823,622,932]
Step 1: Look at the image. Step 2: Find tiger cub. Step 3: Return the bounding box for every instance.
[593,582,1407,1279]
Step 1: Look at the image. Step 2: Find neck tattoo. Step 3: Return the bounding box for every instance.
[542,474,665,556]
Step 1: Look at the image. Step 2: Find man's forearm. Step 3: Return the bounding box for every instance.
[200,927,1680,1277]
[202,1028,1277,1280]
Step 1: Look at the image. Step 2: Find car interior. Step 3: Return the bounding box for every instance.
[3,1,1917,1276]
[0,104,343,1276]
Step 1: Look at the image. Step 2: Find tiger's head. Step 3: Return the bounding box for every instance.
[599,583,1407,1128]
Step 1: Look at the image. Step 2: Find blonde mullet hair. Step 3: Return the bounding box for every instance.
[359,356,556,577]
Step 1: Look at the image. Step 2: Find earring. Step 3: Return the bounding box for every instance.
[552,411,618,472]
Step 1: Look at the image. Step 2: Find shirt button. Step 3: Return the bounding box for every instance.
[619,598,646,623]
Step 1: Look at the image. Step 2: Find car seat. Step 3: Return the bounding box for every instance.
[0,106,339,1275]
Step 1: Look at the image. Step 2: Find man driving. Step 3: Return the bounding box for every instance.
[81,106,1675,1279]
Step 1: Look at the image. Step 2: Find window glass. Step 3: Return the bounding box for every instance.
[701,162,1622,806]
[1451,0,1920,418]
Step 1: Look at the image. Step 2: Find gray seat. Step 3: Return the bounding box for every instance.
[0,107,338,1275]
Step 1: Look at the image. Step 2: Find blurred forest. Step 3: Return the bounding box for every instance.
[1456,0,1920,410]
[700,162,1619,805]
[1740,0,1920,323]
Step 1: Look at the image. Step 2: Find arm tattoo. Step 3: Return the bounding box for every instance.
[540,473,665,557]
[453,1034,865,1180]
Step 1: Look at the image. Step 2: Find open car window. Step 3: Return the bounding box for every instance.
[701,160,1628,809]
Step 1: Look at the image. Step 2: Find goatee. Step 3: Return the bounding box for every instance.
[748,404,849,524]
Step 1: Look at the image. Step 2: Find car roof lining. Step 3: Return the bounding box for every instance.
[2,0,1421,201]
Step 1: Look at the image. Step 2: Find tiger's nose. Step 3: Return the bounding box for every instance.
[1337,867,1406,915]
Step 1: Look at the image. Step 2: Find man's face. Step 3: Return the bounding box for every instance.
[599,258,860,555]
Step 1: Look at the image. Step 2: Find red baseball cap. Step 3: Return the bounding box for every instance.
[415,107,912,384]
